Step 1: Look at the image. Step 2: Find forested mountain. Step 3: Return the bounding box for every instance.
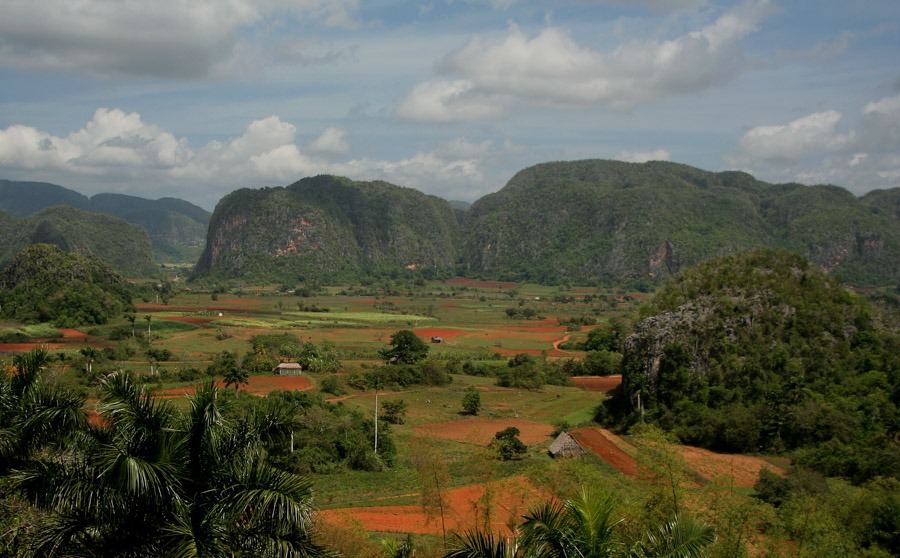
[460,160,899,285]
[0,206,157,277]
[0,243,133,326]
[0,180,209,263]
[607,249,899,482]
[194,175,461,283]
[195,161,900,287]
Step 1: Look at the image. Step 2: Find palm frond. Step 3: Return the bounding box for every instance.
[445,530,519,558]
[633,515,715,558]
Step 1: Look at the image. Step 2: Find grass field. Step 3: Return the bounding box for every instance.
[3,278,783,547]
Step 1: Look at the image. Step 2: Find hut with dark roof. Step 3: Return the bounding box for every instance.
[548,431,586,459]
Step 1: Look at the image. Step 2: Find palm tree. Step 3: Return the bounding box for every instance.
[0,347,85,474]
[145,314,152,342]
[14,373,332,557]
[444,487,714,558]
[518,487,622,558]
[80,346,98,374]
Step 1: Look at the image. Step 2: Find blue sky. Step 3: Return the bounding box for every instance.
[0,0,897,210]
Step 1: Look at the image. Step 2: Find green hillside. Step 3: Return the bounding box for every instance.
[461,160,899,286]
[0,181,210,265]
[194,175,461,283]
[608,249,899,483]
[0,206,157,277]
[0,243,133,326]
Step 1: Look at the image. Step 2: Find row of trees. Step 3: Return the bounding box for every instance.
[0,347,331,556]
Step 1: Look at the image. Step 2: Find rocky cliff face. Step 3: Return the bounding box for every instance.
[194,175,461,281]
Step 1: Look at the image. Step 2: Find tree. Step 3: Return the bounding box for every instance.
[144,314,152,342]
[381,399,408,424]
[11,373,332,556]
[462,386,481,415]
[490,427,526,460]
[213,351,249,396]
[79,346,99,374]
[125,312,136,338]
[445,487,715,558]
[380,330,429,364]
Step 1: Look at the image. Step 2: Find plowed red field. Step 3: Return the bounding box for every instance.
[570,427,639,477]
[414,417,554,446]
[573,375,622,392]
[318,476,548,535]
[153,374,312,398]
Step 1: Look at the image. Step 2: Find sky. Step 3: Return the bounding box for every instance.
[0,0,898,211]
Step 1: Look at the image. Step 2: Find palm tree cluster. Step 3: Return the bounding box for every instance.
[1,348,331,557]
[445,488,714,558]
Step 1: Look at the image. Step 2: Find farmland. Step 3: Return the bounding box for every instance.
[0,275,895,557]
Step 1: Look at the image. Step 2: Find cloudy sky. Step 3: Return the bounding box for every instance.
[0,0,897,210]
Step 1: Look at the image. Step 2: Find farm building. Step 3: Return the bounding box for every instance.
[548,431,586,459]
[274,362,303,375]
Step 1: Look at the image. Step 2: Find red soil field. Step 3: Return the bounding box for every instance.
[573,375,622,392]
[677,446,785,488]
[570,427,640,477]
[318,476,549,535]
[153,374,312,398]
[414,417,555,446]
[570,427,784,489]
[443,277,517,290]
[0,328,90,353]
[413,328,469,340]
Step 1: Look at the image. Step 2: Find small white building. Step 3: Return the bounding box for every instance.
[274,362,303,375]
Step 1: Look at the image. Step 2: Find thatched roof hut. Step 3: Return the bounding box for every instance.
[548,431,585,459]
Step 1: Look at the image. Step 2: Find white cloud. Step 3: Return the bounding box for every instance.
[729,95,900,193]
[307,127,350,155]
[0,0,361,78]
[397,1,771,122]
[615,149,672,163]
[735,110,855,163]
[0,108,518,207]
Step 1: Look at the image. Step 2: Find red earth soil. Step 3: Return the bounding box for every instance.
[570,427,640,477]
[443,277,518,290]
[153,374,312,398]
[676,446,785,488]
[572,375,622,392]
[318,476,549,535]
[570,427,784,489]
[414,417,555,446]
[0,328,90,352]
[412,328,469,340]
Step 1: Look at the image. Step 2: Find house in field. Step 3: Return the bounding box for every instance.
[274,362,303,375]
[548,431,585,459]
[431,336,443,344]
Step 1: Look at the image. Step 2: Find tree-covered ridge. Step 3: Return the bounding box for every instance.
[609,249,900,483]
[194,175,461,283]
[461,160,899,286]
[0,243,134,327]
[0,180,210,265]
[0,205,157,277]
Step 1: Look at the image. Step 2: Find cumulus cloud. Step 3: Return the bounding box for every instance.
[0,0,360,78]
[0,108,515,207]
[615,149,671,163]
[397,1,770,122]
[307,127,350,155]
[729,94,900,193]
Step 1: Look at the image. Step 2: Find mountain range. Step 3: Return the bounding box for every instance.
[0,180,210,267]
[195,160,900,287]
[3,160,899,286]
